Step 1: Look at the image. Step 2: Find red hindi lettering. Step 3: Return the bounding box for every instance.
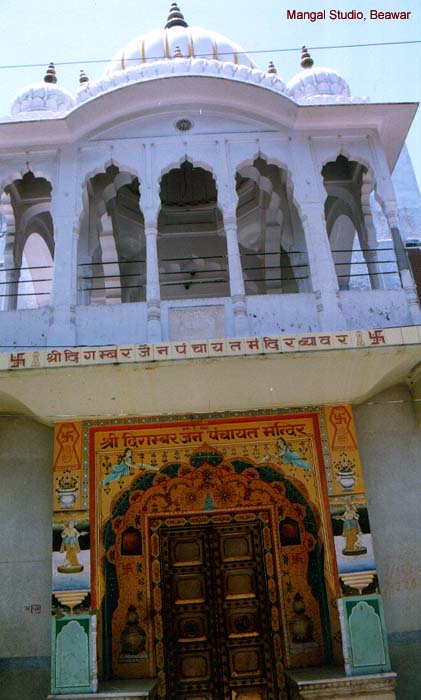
[191,343,208,354]
[156,345,170,356]
[299,336,317,347]
[263,337,280,350]
[47,350,62,364]
[64,349,80,363]
[138,344,151,358]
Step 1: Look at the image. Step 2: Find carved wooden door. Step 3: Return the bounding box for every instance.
[160,522,277,700]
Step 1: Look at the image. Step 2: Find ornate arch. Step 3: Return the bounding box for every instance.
[101,445,332,692]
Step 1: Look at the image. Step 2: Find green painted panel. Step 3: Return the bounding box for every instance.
[338,594,391,675]
[51,615,97,694]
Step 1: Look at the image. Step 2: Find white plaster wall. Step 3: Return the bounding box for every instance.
[0,417,53,659]
[75,302,148,345]
[354,386,421,699]
[339,289,411,329]
[0,307,51,348]
[355,385,421,635]
[247,293,319,335]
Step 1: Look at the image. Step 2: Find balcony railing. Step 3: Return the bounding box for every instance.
[0,263,53,308]
[332,246,401,290]
[77,250,310,302]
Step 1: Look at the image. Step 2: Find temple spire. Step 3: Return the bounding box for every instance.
[165,3,188,29]
[79,69,89,84]
[44,62,57,84]
[300,46,314,70]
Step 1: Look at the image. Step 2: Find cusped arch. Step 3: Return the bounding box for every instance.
[78,159,140,226]
[158,154,219,186]
[1,167,54,194]
[233,149,291,178]
[320,147,374,178]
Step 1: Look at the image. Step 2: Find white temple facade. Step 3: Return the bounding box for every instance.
[1,5,421,700]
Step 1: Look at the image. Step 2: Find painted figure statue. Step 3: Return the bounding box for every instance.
[58,520,88,573]
[261,437,312,471]
[338,498,367,556]
[103,447,158,484]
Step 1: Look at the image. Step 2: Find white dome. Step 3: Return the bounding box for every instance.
[105,3,255,75]
[287,48,351,104]
[11,64,75,118]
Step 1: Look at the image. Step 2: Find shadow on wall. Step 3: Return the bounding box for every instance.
[390,637,421,700]
[1,668,49,700]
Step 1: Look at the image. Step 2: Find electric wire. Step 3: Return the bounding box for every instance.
[0,39,419,72]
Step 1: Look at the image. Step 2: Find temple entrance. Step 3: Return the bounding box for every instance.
[159,521,278,700]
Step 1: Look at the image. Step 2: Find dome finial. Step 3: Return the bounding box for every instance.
[173,45,183,59]
[165,3,188,29]
[79,69,89,85]
[301,46,314,70]
[267,61,277,74]
[44,62,57,84]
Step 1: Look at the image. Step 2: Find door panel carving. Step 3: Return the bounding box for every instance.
[160,522,277,700]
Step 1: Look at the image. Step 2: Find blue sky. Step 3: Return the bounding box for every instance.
[0,0,419,184]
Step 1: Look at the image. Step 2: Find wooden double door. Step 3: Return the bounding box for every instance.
[160,522,278,700]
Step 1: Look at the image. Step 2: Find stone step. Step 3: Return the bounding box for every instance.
[48,678,157,700]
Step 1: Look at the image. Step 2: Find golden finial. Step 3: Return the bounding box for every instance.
[173,45,183,58]
[267,61,277,74]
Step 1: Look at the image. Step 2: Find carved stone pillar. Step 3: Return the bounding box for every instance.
[223,210,249,337]
[144,214,161,342]
[0,192,17,311]
[361,175,384,290]
[299,201,346,331]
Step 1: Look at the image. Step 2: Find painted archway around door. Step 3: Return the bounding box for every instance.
[89,410,347,699]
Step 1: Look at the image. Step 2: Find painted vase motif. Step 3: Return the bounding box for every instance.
[56,487,78,509]
[290,593,314,643]
[120,605,147,658]
[336,471,356,491]
[56,470,79,509]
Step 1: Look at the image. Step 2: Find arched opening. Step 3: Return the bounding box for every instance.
[157,161,228,300]
[1,171,53,310]
[322,155,399,291]
[17,232,53,308]
[78,165,145,305]
[235,157,310,295]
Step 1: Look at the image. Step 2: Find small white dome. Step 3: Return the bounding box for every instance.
[105,3,255,75]
[287,47,351,104]
[11,64,75,118]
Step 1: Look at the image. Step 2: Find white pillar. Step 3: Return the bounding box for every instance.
[215,141,249,337]
[48,148,79,346]
[290,137,346,330]
[222,209,249,337]
[299,200,346,331]
[143,210,161,342]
